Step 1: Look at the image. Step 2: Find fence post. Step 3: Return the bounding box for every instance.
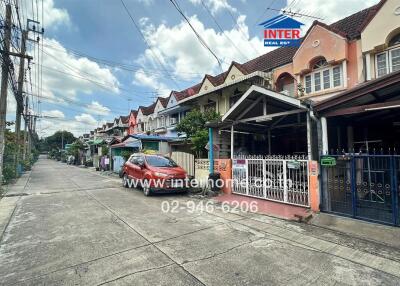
[351,156,357,218]
[208,128,214,174]
[262,159,266,198]
[245,159,249,195]
[391,156,399,226]
[283,160,288,202]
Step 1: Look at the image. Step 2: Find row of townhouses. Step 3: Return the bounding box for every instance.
[82,93,189,143]
[87,0,399,158]
[80,0,400,226]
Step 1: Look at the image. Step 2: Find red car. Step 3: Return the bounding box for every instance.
[121,153,188,196]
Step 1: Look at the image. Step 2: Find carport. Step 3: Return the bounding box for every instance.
[315,70,400,226]
[208,85,315,207]
[209,85,313,159]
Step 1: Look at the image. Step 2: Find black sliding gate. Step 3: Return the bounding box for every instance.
[320,155,400,226]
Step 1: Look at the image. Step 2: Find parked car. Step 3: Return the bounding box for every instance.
[121,153,188,196]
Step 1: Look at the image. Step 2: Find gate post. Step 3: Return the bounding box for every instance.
[245,159,249,195]
[283,160,288,202]
[391,156,399,226]
[262,159,266,198]
[208,127,214,174]
[351,156,357,218]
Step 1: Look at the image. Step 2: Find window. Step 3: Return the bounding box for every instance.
[313,58,328,69]
[376,52,388,77]
[305,75,312,94]
[145,155,178,167]
[375,32,400,77]
[304,65,342,94]
[389,33,400,47]
[323,70,330,89]
[333,67,341,87]
[229,94,242,107]
[204,101,216,111]
[314,73,321,92]
[391,49,400,72]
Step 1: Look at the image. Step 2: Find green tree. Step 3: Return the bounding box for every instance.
[3,129,18,183]
[1,124,40,183]
[68,140,85,157]
[176,109,220,158]
[41,131,76,151]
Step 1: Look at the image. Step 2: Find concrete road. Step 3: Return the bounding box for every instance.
[1,158,400,285]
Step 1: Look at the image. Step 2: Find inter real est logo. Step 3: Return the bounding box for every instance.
[259,14,304,47]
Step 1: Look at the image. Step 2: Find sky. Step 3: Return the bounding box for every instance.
[4,0,379,137]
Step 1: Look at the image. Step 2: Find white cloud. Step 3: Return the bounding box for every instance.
[6,91,17,118]
[36,38,120,104]
[85,101,111,116]
[75,113,98,126]
[284,0,380,29]
[22,0,70,28]
[189,0,237,14]
[137,14,265,82]
[42,109,65,118]
[133,69,171,97]
[37,115,104,137]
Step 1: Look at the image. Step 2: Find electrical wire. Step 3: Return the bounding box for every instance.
[224,7,260,56]
[40,47,145,95]
[169,0,223,72]
[40,42,206,77]
[119,0,181,90]
[199,0,249,61]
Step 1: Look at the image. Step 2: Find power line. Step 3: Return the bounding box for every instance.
[26,84,139,115]
[41,42,206,77]
[225,7,260,56]
[38,47,163,98]
[119,0,181,89]
[38,61,161,100]
[169,0,223,72]
[40,44,188,87]
[199,0,249,61]
[287,0,298,10]
[253,0,278,26]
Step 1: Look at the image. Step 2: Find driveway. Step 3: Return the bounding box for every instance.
[1,158,400,285]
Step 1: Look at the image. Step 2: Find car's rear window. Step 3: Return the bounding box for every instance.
[145,155,178,167]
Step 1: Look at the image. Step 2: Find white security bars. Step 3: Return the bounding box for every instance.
[232,155,310,207]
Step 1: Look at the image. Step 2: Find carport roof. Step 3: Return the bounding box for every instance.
[315,70,400,117]
[222,85,308,123]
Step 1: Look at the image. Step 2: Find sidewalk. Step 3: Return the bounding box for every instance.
[310,212,400,249]
[215,194,400,250]
[214,193,311,221]
[1,171,31,197]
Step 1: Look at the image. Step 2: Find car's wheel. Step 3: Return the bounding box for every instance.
[142,180,152,196]
[123,174,129,188]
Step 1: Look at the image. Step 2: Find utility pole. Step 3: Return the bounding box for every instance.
[15,30,28,173]
[24,19,43,163]
[0,4,12,183]
[22,96,29,160]
[27,118,32,158]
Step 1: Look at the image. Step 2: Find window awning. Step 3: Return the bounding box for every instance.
[111,139,141,149]
[88,138,105,145]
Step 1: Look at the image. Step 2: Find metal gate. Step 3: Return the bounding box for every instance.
[320,155,400,226]
[232,155,310,207]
